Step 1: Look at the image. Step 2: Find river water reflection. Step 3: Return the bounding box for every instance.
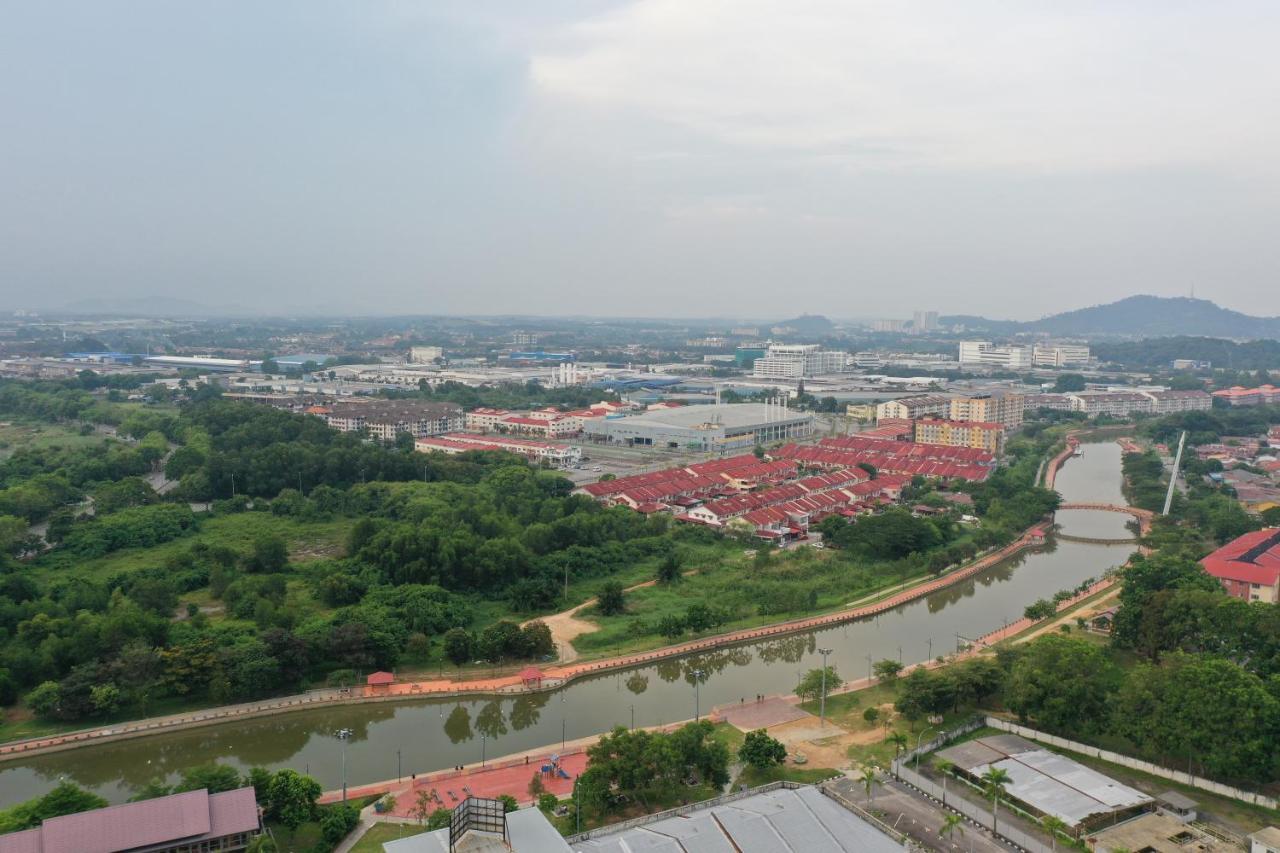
[0,441,1135,806]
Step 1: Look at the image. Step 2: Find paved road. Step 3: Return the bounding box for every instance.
[828,776,1013,853]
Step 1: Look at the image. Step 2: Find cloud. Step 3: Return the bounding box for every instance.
[529,0,1280,172]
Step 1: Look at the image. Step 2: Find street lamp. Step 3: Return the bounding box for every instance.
[336,728,353,803]
[865,654,873,684]
[914,726,938,773]
[817,648,833,728]
[629,704,635,731]
[692,669,705,721]
[481,734,487,767]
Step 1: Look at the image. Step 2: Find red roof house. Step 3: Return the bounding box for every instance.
[366,671,396,688]
[518,666,545,687]
[1200,528,1280,603]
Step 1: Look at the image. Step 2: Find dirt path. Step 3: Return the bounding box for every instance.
[529,573,693,663]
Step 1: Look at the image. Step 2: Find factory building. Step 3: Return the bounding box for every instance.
[958,341,1032,370]
[1032,342,1091,367]
[582,401,813,452]
[751,344,848,379]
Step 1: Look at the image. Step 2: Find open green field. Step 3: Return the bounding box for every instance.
[0,419,112,458]
[34,512,354,581]
[351,822,420,851]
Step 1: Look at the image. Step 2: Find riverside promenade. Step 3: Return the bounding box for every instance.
[0,528,1052,762]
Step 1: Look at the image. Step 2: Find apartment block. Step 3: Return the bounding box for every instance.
[1138,389,1213,414]
[949,391,1024,429]
[913,418,1006,453]
[875,394,953,421]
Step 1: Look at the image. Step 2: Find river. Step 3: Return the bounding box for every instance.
[0,441,1135,807]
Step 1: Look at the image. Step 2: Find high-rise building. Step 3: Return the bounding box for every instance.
[949,391,1024,428]
[751,344,849,379]
[912,310,939,332]
[958,341,1033,370]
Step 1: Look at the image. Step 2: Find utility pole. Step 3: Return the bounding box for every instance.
[1163,430,1186,516]
[336,728,352,803]
[865,654,872,684]
[817,648,832,728]
[692,669,705,721]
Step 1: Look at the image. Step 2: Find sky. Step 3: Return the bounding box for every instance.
[2,1,1279,320]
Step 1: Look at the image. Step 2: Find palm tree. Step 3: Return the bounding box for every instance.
[860,767,878,806]
[886,730,908,755]
[940,812,965,848]
[1041,815,1069,851]
[980,767,1011,836]
[936,758,955,807]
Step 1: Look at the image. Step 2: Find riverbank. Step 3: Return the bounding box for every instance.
[0,525,1053,763]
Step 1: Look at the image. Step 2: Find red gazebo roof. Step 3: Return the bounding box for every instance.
[366,671,395,686]
[518,666,544,682]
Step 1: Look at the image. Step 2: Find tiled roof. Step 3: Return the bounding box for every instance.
[1201,528,1280,587]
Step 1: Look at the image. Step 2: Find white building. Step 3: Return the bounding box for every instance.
[752,344,849,379]
[1032,342,1091,367]
[1138,389,1213,414]
[408,346,444,364]
[913,310,939,332]
[1066,392,1155,417]
[875,394,953,421]
[958,341,1033,370]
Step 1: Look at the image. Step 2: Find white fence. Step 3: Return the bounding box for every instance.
[983,717,1278,811]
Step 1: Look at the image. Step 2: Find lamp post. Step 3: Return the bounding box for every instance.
[336,728,352,803]
[692,669,705,721]
[817,647,833,728]
[865,654,872,684]
[481,734,487,767]
[914,726,937,773]
[630,705,635,731]
[397,748,401,783]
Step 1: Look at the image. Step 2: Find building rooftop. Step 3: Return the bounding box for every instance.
[0,787,259,853]
[384,804,570,853]
[936,735,1151,828]
[602,403,809,430]
[571,785,900,853]
[1201,528,1280,587]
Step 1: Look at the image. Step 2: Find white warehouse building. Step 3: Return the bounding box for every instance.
[752,344,849,379]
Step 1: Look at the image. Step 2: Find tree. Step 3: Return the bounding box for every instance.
[597,581,626,616]
[738,729,787,769]
[795,666,842,703]
[245,534,289,573]
[1006,634,1117,736]
[1052,374,1087,393]
[442,628,474,669]
[537,793,559,812]
[411,790,434,824]
[656,552,682,584]
[427,808,452,830]
[176,763,243,794]
[26,681,61,719]
[940,812,965,845]
[862,706,880,725]
[873,659,903,683]
[498,794,518,813]
[981,767,1011,834]
[885,731,908,756]
[528,772,547,799]
[320,804,360,844]
[1041,814,1070,851]
[657,614,685,639]
[521,621,555,659]
[860,767,878,805]
[264,769,321,836]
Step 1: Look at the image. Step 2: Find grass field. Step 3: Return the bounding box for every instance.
[34,512,353,581]
[350,822,421,851]
[570,545,929,659]
[0,419,112,458]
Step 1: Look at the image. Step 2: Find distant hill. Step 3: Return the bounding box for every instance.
[943,296,1280,340]
[773,314,834,335]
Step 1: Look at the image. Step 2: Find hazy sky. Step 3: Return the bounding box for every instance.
[3,1,1279,319]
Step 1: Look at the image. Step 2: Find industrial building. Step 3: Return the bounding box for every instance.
[383,785,901,853]
[936,734,1152,833]
[143,354,253,372]
[751,344,849,379]
[582,401,813,451]
[958,341,1033,370]
[416,434,582,467]
[409,345,444,363]
[1032,342,1091,367]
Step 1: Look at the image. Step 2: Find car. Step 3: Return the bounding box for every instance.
[592,465,602,471]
